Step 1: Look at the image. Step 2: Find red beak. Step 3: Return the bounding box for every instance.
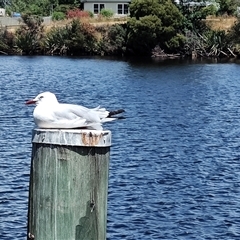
[25,99,36,105]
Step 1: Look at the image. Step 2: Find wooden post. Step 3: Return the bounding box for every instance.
[27,129,111,240]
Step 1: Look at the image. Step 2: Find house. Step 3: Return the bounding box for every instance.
[0,8,5,16]
[80,0,130,16]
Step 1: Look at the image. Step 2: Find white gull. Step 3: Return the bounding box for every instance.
[26,91,124,130]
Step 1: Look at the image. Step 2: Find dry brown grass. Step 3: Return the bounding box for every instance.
[5,16,237,33]
[205,16,237,31]
[45,16,127,29]
[48,16,236,32]
[5,17,127,33]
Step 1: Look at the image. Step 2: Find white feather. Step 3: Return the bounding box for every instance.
[26,91,120,130]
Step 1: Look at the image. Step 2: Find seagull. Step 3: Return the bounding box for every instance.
[26,91,124,130]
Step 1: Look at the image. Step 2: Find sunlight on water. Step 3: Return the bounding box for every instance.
[1,56,240,239]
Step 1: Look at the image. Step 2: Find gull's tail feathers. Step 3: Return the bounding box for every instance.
[92,106,109,119]
[94,107,125,120]
[107,109,125,119]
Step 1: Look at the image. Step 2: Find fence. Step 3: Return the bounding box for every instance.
[0,16,52,27]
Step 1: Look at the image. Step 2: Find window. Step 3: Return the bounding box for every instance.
[117,4,129,15]
[93,4,105,14]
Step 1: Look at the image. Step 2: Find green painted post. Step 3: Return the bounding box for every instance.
[27,129,111,240]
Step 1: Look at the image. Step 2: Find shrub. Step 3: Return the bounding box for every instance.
[127,0,185,55]
[43,19,99,55]
[66,20,99,54]
[127,15,162,55]
[43,26,69,55]
[87,11,94,18]
[15,15,44,54]
[0,28,15,54]
[52,11,66,21]
[100,9,114,18]
[67,9,90,19]
[228,17,240,44]
[216,0,237,16]
[201,5,218,18]
[98,24,127,55]
[54,4,72,14]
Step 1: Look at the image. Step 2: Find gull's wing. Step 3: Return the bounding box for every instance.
[53,103,101,123]
[33,103,103,129]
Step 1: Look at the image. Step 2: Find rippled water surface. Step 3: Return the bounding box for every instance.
[1,56,240,239]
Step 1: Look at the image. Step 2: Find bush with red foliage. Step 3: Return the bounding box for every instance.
[66,9,90,19]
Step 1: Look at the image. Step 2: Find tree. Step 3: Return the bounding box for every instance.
[0,0,10,8]
[98,24,127,56]
[7,0,58,16]
[126,0,185,55]
[127,15,163,55]
[227,16,240,53]
[66,19,98,55]
[129,0,163,19]
[216,0,238,15]
[0,28,15,54]
[177,1,213,33]
[15,14,44,54]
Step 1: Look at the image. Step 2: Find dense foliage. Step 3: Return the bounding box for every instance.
[126,0,185,55]
[100,9,114,18]
[1,0,240,58]
[43,19,99,55]
[97,24,127,55]
[5,0,58,16]
[216,0,239,15]
[0,28,14,54]
[2,0,239,18]
[66,9,91,19]
[15,15,44,54]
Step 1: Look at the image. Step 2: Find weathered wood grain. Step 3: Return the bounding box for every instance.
[27,129,111,240]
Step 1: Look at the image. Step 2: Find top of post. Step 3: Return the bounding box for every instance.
[32,129,111,147]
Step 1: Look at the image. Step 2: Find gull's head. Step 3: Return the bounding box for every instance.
[26,92,58,106]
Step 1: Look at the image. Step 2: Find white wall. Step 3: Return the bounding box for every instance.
[0,8,6,17]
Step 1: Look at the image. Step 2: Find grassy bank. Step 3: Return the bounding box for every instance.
[205,16,237,31]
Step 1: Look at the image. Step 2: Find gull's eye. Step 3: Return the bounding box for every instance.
[39,96,44,100]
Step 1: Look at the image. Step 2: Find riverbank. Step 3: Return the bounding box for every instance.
[0,15,127,32]
[0,15,239,58]
[1,15,236,31]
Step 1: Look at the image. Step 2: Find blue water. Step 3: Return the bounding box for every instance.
[1,56,240,239]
